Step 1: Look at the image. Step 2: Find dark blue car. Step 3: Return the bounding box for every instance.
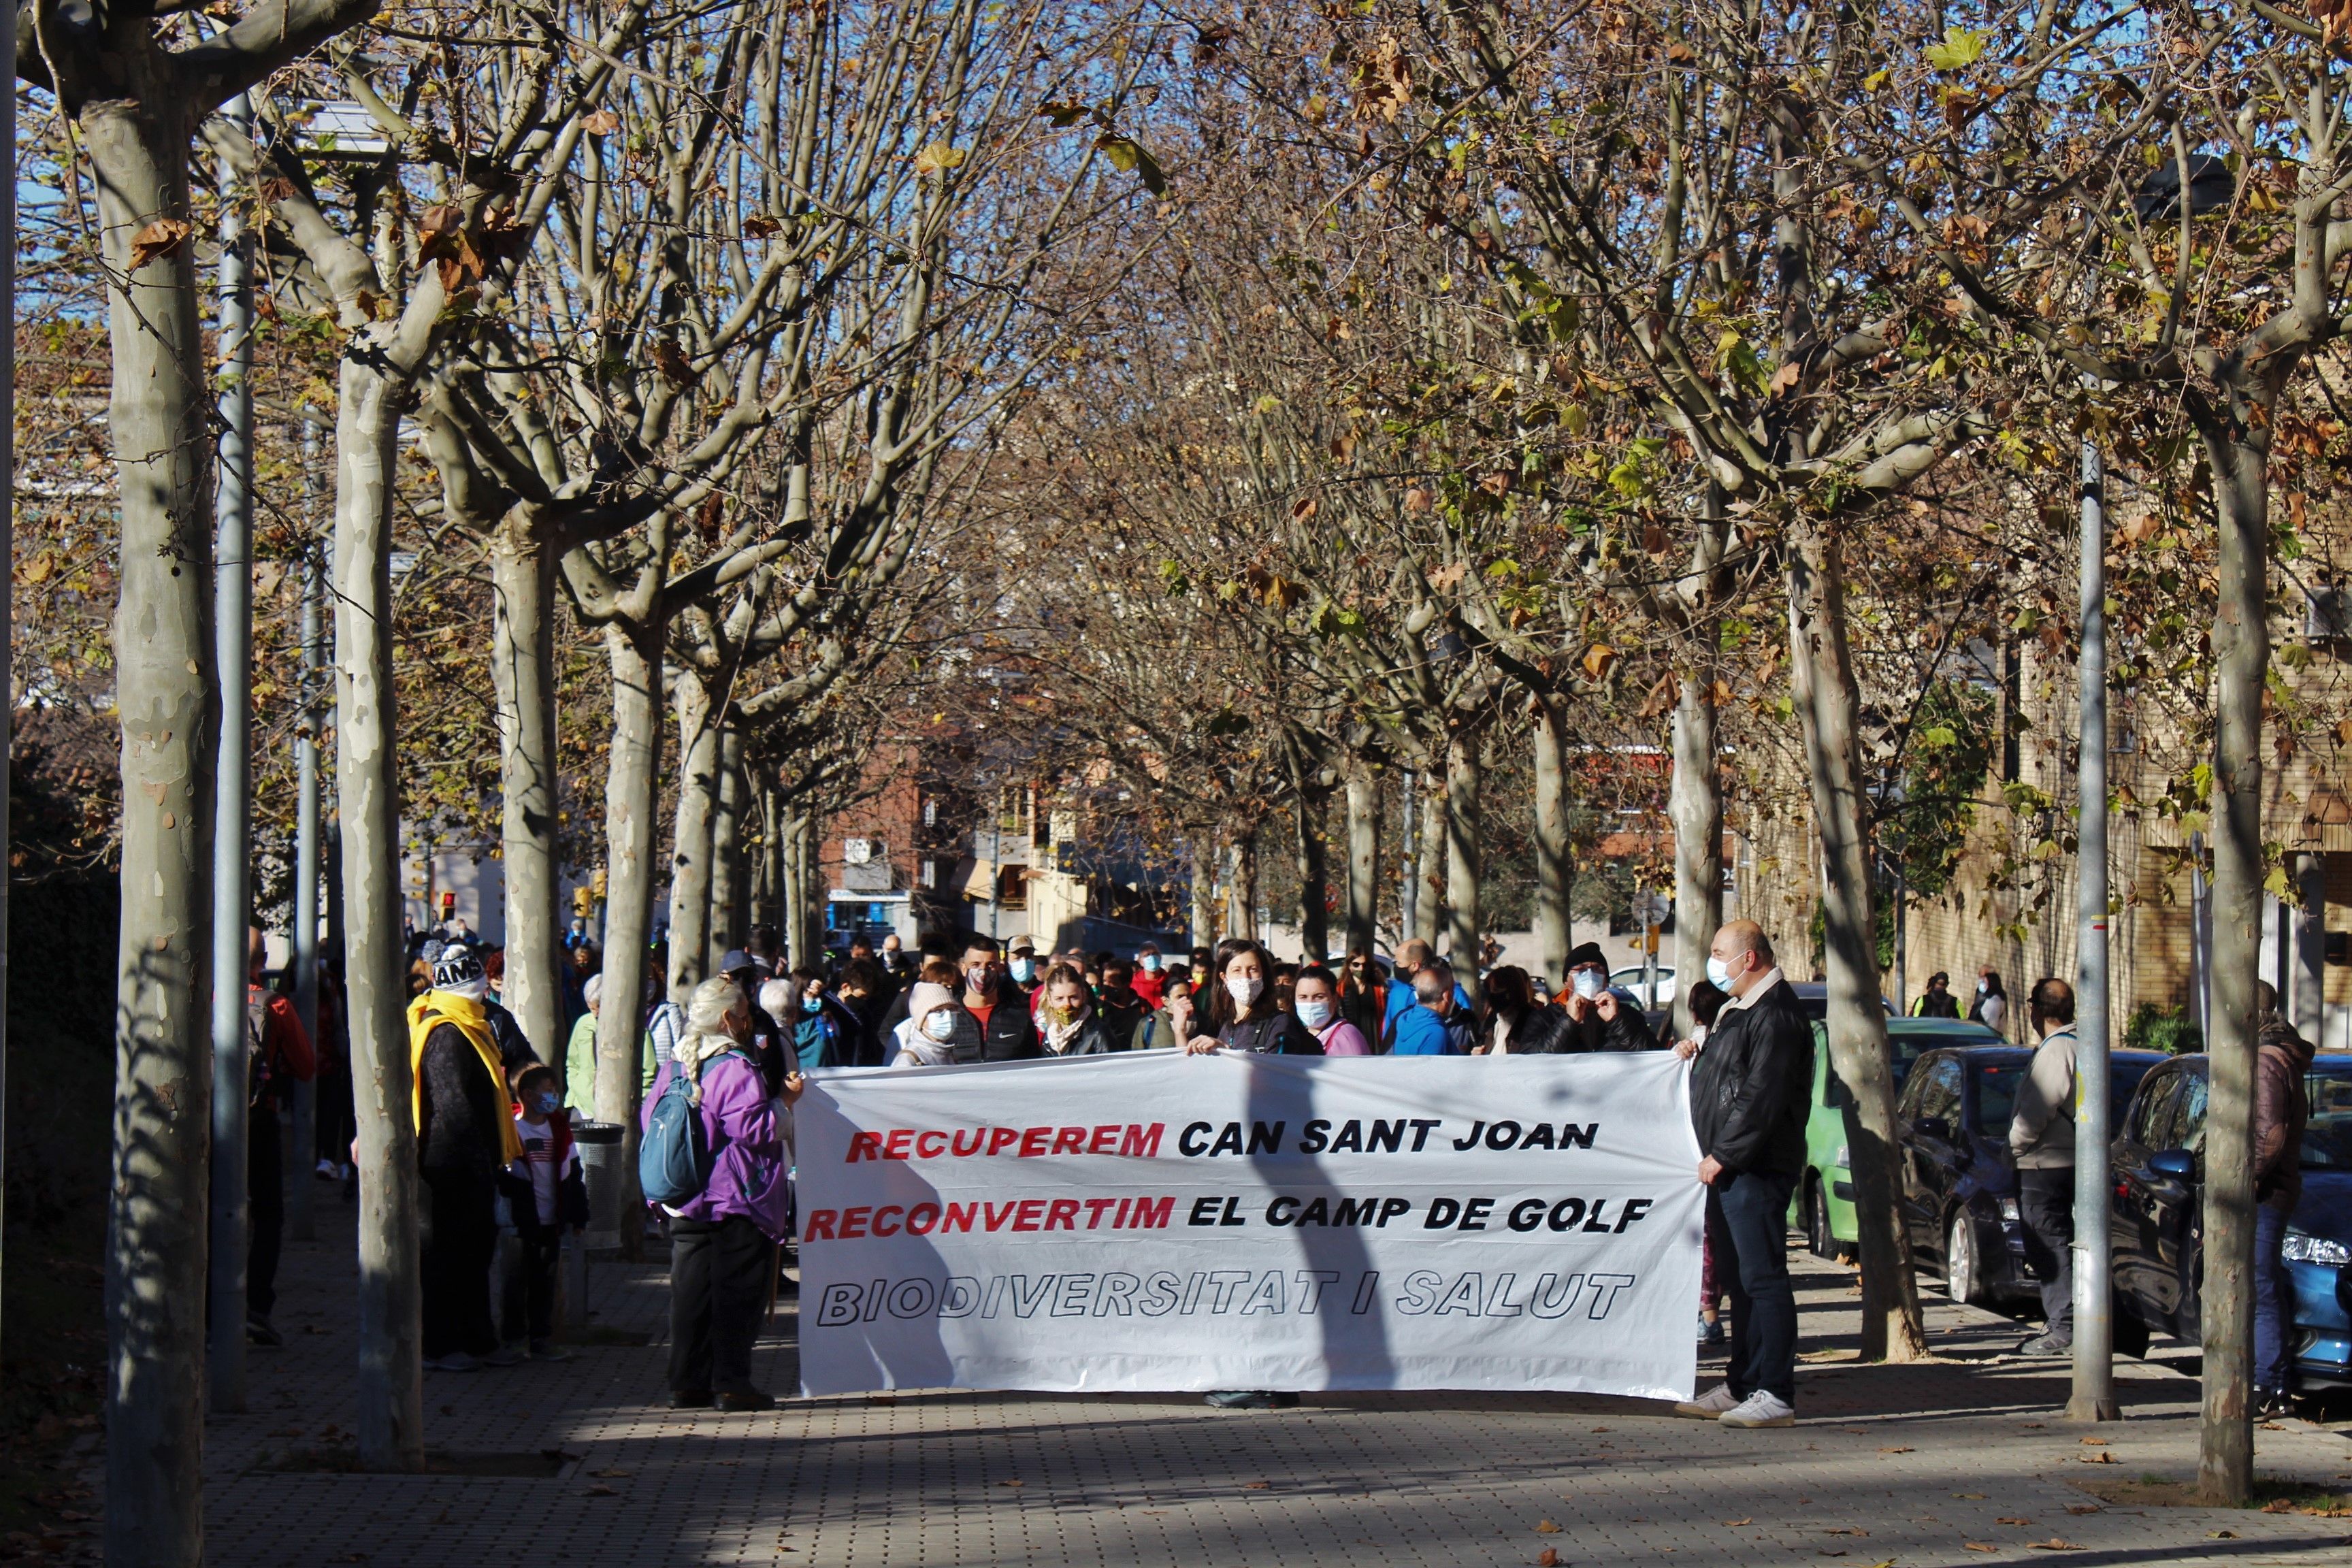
[2110,1053,2352,1390]
[1896,1045,2166,1305]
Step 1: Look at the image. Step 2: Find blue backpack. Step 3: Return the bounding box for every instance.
[639,1053,743,1207]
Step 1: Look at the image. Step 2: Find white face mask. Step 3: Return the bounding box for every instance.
[1570,969,1605,1000]
[922,1010,957,1043]
[1705,956,1733,991]
[1296,998,1333,1030]
[1226,974,1263,1007]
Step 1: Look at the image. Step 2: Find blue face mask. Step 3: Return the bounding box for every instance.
[1296,998,1333,1030]
[1705,956,1733,991]
[533,1092,559,1115]
[1010,958,1036,983]
[1140,954,1162,973]
[801,994,823,1015]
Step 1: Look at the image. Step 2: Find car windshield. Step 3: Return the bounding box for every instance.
[1975,1060,2157,1134]
[2306,1064,2352,1170]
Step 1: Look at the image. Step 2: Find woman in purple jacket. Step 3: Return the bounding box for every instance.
[644,976,802,1411]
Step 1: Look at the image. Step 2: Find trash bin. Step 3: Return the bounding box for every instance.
[572,1120,625,1254]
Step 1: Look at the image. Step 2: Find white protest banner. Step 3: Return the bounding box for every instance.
[792,1051,1704,1400]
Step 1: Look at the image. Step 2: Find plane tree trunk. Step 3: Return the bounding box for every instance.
[1786,515,1929,1363]
[595,619,662,1259]
[88,82,216,1568]
[489,523,564,1067]
[1344,760,1380,956]
[1294,784,1330,963]
[1533,696,1573,986]
[1670,676,1723,1036]
[1444,732,1483,968]
[667,671,721,1002]
[707,722,744,970]
[2193,410,2270,1504]
[332,349,429,1471]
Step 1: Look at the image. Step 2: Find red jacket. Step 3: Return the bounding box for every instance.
[250,984,318,1082]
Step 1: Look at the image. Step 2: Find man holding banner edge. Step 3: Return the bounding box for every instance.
[1676,921,1812,1430]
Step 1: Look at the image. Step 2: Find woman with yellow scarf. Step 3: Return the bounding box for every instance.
[410,947,527,1372]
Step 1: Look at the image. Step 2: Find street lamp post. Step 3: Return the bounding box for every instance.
[208,92,257,1411]
[2068,423,2119,1422]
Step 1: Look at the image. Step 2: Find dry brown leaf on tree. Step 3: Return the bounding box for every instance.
[127,217,193,271]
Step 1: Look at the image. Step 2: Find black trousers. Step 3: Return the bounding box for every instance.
[2016,1165,2074,1342]
[248,1108,284,1320]
[315,1057,356,1167]
[668,1215,773,1394]
[503,1224,564,1345]
[421,1174,500,1359]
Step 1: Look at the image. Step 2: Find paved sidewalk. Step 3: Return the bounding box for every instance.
[109,1198,2352,1565]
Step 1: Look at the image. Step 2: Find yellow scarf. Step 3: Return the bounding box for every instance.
[408,991,525,1163]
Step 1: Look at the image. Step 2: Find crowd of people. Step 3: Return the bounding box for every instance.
[589,924,1769,1414]
[241,904,2316,1430]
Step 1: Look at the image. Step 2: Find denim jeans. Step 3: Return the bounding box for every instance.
[1708,1168,1799,1404]
[2253,1202,2293,1393]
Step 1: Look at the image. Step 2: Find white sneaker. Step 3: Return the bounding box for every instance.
[1673,1384,1741,1420]
[1718,1390,1795,1428]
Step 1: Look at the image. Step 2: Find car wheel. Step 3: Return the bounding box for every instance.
[1808,1180,1837,1260]
[1944,1210,1984,1306]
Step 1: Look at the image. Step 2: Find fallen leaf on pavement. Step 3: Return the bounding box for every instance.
[2078,1453,2118,1465]
[1537,1550,1561,1567]
[2078,1438,2109,1446]
[999,1480,1024,1488]
[591,1469,630,1478]
[1998,1518,2031,1526]
[1535,1521,1561,1533]
[1880,1446,1915,1454]
[1825,1527,1867,1536]
[1722,1518,1752,1526]
[2259,1499,2293,1514]
[2064,1505,2100,1515]
[2208,1530,2237,1539]
[1819,1553,1846,1559]
[1242,1482,1269,1490]
[1954,1492,1987,1500]
[585,1485,616,1497]
[2025,1540,2081,1551]
[1590,1426,1611,1433]
[1964,1546,1997,1554]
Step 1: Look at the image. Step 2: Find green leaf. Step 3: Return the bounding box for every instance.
[1095,134,1168,196]
[1924,27,1987,71]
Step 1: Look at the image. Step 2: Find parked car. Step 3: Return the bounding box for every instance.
[1896,1045,2166,1305]
[1610,964,1676,1010]
[1789,1017,2001,1258]
[1788,982,1895,1022]
[2110,1053,2352,1390]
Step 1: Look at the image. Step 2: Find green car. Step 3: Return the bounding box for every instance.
[1787,1015,2003,1258]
